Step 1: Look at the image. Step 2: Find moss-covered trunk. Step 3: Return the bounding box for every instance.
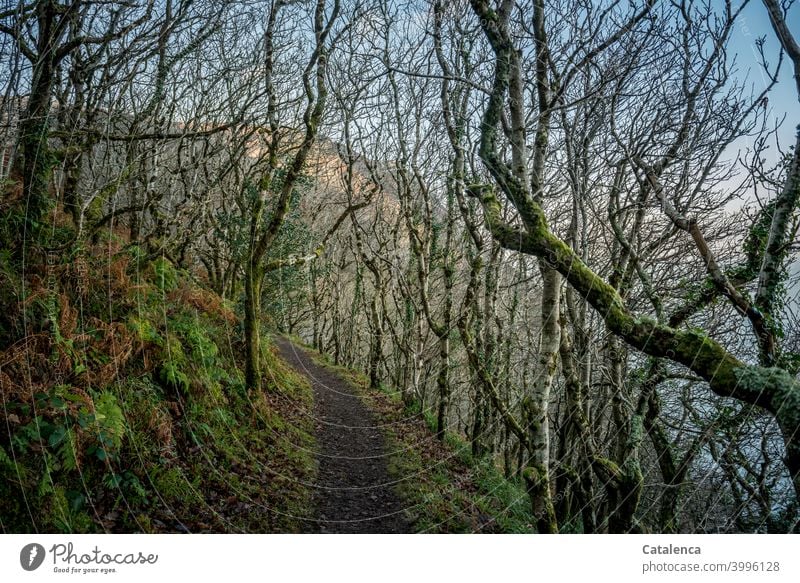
[9,1,69,232]
[559,305,597,532]
[244,263,263,393]
[475,185,800,502]
[16,66,56,229]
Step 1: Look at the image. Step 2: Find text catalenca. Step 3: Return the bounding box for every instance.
[642,545,701,555]
[50,543,158,565]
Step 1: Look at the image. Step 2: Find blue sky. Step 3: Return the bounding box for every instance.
[728,1,799,299]
[732,1,799,150]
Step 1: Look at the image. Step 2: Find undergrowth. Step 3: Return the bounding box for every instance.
[0,229,315,533]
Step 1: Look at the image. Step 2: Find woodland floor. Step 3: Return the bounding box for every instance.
[274,337,412,533]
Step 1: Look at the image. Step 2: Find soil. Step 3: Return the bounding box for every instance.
[274,337,412,533]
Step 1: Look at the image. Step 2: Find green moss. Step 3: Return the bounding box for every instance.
[592,456,622,482]
[736,366,800,428]
[621,457,644,509]
[628,413,645,450]
[151,466,198,504]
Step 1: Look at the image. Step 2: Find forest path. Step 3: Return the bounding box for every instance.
[274,337,412,533]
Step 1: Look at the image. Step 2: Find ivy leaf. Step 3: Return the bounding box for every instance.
[48,425,67,447]
[78,412,94,429]
[50,396,66,410]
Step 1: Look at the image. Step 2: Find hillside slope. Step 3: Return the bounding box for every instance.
[0,235,315,533]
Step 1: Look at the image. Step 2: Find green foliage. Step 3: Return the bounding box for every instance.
[150,467,198,505]
[729,200,791,340]
[1,246,321,532]
[174,315,218,367]
[154,332,191,393]
[261,340,314,405]
[0,383,125,532]
[48,486,93,534]
[740,201,775,279]
[777,351,800,375]
[0,444,13,470]
[55,428,79,472]
[159,362,190,393]
[93,391,125,453]
[152,256,179,292]
[384,416,533,533]
[127,244,147,269]
[128,315,162,345]
[261,195,314,331]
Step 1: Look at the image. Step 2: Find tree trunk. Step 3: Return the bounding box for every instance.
[523,263,560,534]
[435,334,450,438]
[244,262,263,393]
[368,294,383,390]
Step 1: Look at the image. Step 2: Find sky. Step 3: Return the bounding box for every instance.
[727,1,799,302]
[730,1,799,156]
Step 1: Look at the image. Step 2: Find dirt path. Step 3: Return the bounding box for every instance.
[274,338,412,533]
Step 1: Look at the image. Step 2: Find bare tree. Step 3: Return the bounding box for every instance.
[464,0,800,522]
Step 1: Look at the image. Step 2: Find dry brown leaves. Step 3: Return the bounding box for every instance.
[147,405,175,456]
[169,284,236,324]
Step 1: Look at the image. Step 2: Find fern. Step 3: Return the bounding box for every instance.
[57,430,79,472]
[93,391,125,452]
[181,318,218,367]
[127,315,162,345]
[159,362,190,393]
[152,257,178,292]
[37,452,56,497]
[0,444,14,471]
